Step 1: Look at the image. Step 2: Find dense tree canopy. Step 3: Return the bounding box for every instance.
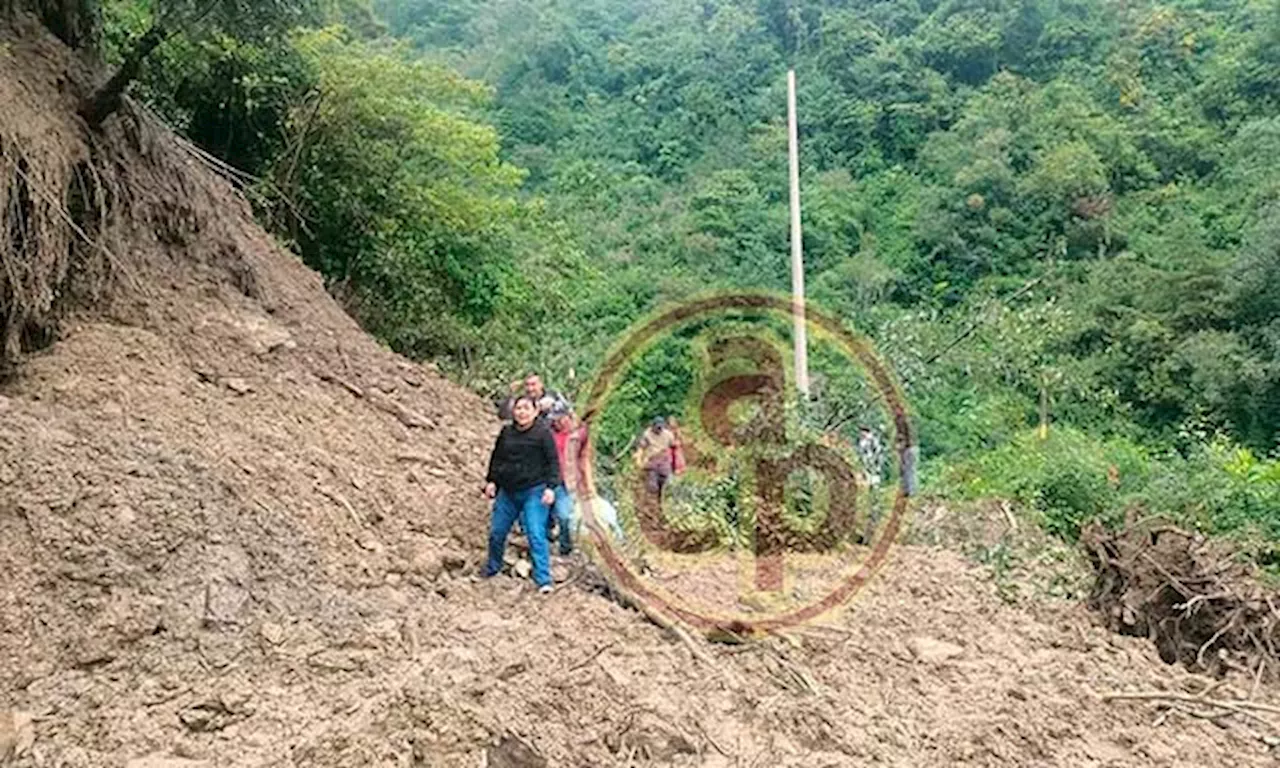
[382,0,1280,450]
[375,0,1280,537]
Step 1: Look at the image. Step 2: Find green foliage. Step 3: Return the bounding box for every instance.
[103,0,329,54]
[663,469,749,549]
[268,28,531,358]
[109,0,1280,550]
[939,427,1280,541]
[105,0,567,363]
[587,334,696,461]
[102,0,375,174]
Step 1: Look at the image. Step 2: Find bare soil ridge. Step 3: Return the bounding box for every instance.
[0,22,1276,767]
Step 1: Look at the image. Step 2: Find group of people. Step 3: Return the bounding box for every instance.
[482,372,889,592]
[482,373,686,592]
[482,374,583,593]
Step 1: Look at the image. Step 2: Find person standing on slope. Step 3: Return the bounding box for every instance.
[668,415,687,475]
[482,395,560,593]
[523,372,568,423]
[634,417,678,498]
[498,372,568,424]
[548,405,589,555]
[856,425,884,489]
[857,424,885,544]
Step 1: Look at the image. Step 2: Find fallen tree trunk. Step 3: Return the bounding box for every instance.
[78,0,221,127]
[79,20,167,127]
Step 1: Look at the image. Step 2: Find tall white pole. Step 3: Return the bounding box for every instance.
[787,69,810,399]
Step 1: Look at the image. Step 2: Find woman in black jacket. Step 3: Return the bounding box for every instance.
[482,396,560,592]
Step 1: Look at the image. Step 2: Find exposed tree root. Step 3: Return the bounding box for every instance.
[0,21,267,371]
[1084,519,1280,678]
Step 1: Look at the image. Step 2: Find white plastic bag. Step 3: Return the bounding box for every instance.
[576,495,625,543]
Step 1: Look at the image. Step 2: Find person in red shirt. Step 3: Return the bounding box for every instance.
[548,405,588,555]
[668,415,687,475]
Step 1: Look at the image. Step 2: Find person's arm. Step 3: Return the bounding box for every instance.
[541,428,561,489]
[540,428,560,505]
[633,433,649,467]
[485,428,506,496]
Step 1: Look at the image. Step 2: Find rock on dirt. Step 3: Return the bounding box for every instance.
[178,695,254,733]
[396,540,468,580]
[907,636,965,663]
[258,622,286,646]
[605,713,698,761]
[223,377,253,395]
[124,757,211,768]
[203,580,250,627]
[486,735,546,768]
[0,711,34,761]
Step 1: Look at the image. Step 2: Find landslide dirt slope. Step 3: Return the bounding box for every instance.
[0,25,1276,768]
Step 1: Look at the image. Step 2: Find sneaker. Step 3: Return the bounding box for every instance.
[538,584,553,595]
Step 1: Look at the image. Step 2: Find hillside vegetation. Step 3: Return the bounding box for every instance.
[108,0,1280,545]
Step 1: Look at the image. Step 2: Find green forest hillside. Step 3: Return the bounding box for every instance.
[111,0,1280,545]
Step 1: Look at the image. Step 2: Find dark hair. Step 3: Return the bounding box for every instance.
[513,395,537,408]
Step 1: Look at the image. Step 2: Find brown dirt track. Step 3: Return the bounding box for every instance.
[1,21,1278,768]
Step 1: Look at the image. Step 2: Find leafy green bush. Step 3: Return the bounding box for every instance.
[937,427,1128,538]
[937,426,1280,542]
[260,27,540,359]
[1140,440,1280,538]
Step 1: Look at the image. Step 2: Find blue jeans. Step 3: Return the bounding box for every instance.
[552,484,574,555]
[484,486,552,587]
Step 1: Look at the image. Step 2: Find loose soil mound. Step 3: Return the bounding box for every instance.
[1084,520,1280,679]
[1,21,1278,768]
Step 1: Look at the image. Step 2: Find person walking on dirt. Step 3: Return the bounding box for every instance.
[549,405,588,555]
[500,372,568,424]
[634,417,677,498]
[857,425,884,488]
[483,396,560,593]
[857,424,885,543]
